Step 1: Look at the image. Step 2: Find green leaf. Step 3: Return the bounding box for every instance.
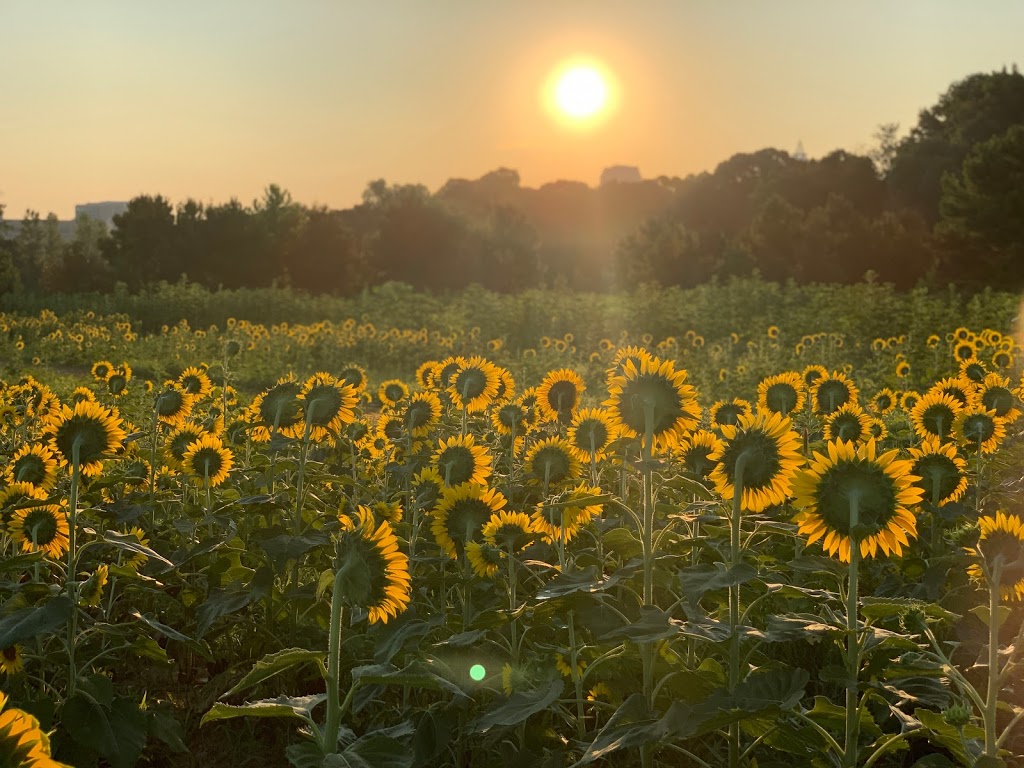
[196,585,254,638]
[63,694,148,768]
[970,604,1012,629]
[0,596,72,648]
[602,527,643,559]
[534,566,623,599]
[260,532,330,568]
[201,694,326,727]
[473,679,563,731]
[97,530,175,568]
[222,648,325,699]
[131,610,213,660]
[678,562,757,604]
[860,596,959,623]
[915,708,985,765]
[330,733,414,768]
[350,661,467,698]
[600,606,683,643]
[576,693,658,764]
[763,582,838,601]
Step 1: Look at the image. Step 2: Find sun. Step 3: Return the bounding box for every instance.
[546,59,615,125]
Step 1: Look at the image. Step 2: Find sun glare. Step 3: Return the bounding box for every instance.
[546,59,614,126]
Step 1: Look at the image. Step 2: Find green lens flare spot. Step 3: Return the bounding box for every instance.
[469,664,486,681]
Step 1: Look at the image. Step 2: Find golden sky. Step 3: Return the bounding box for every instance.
[1,1,1022,219]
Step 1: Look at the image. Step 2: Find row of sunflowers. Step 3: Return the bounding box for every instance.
[0,323,1022,767]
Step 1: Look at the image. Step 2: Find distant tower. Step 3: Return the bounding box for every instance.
[793,141,807,161]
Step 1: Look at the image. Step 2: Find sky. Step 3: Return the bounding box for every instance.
[1,1,1022,219]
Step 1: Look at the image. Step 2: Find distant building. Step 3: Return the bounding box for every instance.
[793,141,807,161]
[75,201,128,227]
[600,165,643,186]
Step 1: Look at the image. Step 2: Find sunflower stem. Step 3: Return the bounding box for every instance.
[930,479,942,555]
[66,439,82,698]
[728,453,748,768]
[984,558,1002,759]
[568,609,586,738]
[322,570,346,754]
[508,544,519,663]
[640,401,656,768]
[844,492,861,768]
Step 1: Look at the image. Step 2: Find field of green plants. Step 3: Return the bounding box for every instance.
[1,279,1023,767]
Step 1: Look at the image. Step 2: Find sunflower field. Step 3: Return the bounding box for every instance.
[1,283,1024,767]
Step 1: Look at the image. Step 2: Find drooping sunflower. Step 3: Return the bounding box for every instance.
[907,439,968,507]
[5,444,59,491]
[182,434,234,486]
[153,384,195,430]
[793,440,923,562]
[465,541,503,578]
[178,366,213,398]
[708,410,804,513]
[523,437,582,488]
[378,379,411,409]
[928,376,978,409]
[536,369,586,423]
[966,512,1024,602]
[605,355,700,452]
[567,408,618,463]
[810,372,859,417]
[45,401,126,477]
[756,372,805,417]
[910,391,963,442]
[8,504,70,559]
[677,430,723,480]
[869,388,898,416]
[531,483,604,544]
[0,645,23,676]
[824,403,871,444]
[121,526,151,571]
[431,482,507,559]
[710,398,753,429]
[953,405,1006,455]
[433,434,493,487]
[448,356,501,413]
[70,386,97,405]
[979,373,1020,423]
[81,564,110,607]
[337,505,411,624]
[288,372,358,442]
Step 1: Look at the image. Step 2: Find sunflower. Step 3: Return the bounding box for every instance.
[867,418,888,441]
[907,439,968,507]
[433,435,492,487]
[5,444,59,491]
[677,430,723,480]
[767,325,780,339]
[810,372,859,417]
[106,369,130,398]
[793,440,922,562]
[802,364,829,390]
[491,402,530,437]
[165,424,206,467]
[929,376,978,409]
[757,372,805,417]
[45,401,126,477]
[289,372,358,442]
[959,358,988,384]
[607,346,651,379]
[0,690,70,767]
[91,360,114,382]
[153,384,195,430]
[482,510,538,552]
[378,379,411,409]
[178,366,213,398]
[411,466,444,514]
[992,350,1014,369]
[8,504,70,559]
[399,391,442,438]
[121,526,150,571]
[81,564,110,607]
[895,361,911,378]
[605,355,700,452]
[447,356,501,413]
[0,646,23,676]
[336,505,411,624]
[415,361,440,390]
[910,391,963,442]
[979,373,1020,423]
[182,434,234,486]
[70,387,96,405]
[966,512,1024,602]
[953,405,1006,455]
[556,653,587,679]
[900,391,920,412]
[567,408,617,463]
[824,403,871,443]
[431,482,507,559]
[708,410,803,513]
[953,340,977,362]
[710,398,753,429]
[465,541,502,578]
[869,388,898,416]
[493,367,516,404]
[337,364,369,395]
[531,483,604,544]
[435,357,462,392]
[536,369,586,423]
[0,483,48,529]
[523,437,582,488]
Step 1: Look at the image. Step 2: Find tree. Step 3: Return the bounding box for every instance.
[44,216,113,292]
[286,207,363,294]
[104,195,178,288]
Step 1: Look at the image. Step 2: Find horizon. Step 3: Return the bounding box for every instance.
[2,1,1023,219]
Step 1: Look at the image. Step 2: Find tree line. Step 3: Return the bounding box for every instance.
[1,67,1022,297]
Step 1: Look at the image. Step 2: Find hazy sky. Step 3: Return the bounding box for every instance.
[2,1,1022,219]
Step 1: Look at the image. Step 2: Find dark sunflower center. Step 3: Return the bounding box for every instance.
[913,455,962,503]
[56,417,111,464]
[403,401,431,431]
[683,446,715,478]
[170,433,202,461]
[438,363,460,389]
[574,419,610,453]
[766,383,799,414]
[95,365,110,378]
[23,508,59,545]
[347,422,369,442]
[446,498,493,551]
[546,381,579,415]
[941,387,969,407]
[2,647,16,662]
[304,385,344,427]
[831,414,864,442]
[182,375,203,394]
[961,414,996,444]
[193,448,225,478]
[384,383,406,402]
[108,375,127,394]
[805,371,824,388]
[414,480,441,511]
[382,419,403,441]
[964,364,986,382]
[261,384,302,428]
[619,375,684,435]
[455,369,488,401]
[815,381,851,415]
[14,455,46,484]
[439,446,477,485]
[498,404,526,429]
[340,369,365,390]
[715,404,745,426]
[920,404,955,439]
[531,446,573,484]
[720,430,783,490]
[874,394,892,411]
[156,390,185,417]
[493,522,531,550]
[983,387,1014,417]
[815,461,898,539]
[994,353,1011,367]
[956,346,974,360]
